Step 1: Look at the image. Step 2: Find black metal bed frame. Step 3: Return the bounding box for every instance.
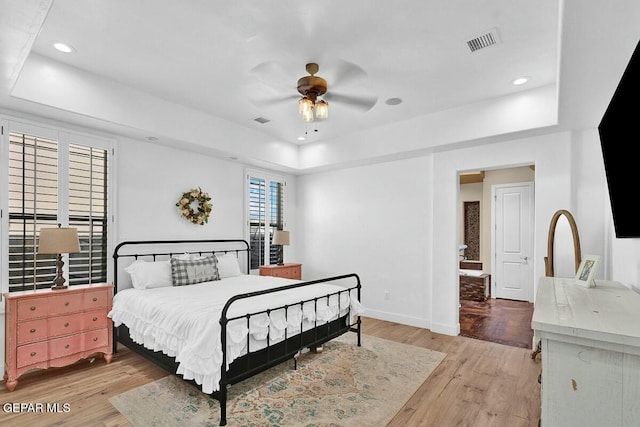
[112,239,362,426]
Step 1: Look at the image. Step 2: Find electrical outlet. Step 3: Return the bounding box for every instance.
[384,291,390,300]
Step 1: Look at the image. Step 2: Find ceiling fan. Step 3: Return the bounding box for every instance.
[248,59,378,121]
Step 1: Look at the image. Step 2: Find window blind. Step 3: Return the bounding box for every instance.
[68,144,108,285]
[7,133,109,292]
[8,133,59,291]
[248,175,284,269]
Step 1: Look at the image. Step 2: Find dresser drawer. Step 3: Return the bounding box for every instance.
[83,309,110,330]
[287,266,301,279]
[83,328,109,350]
[17,318,48,345]
[17,341,49,368]
[49,334,84,359]
[48,312,84,338]
[274,266,301,279]
[17,297,48,321]
[49,293,83,316]
[83,289,109,309]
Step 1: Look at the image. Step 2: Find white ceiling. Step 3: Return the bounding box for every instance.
[2,0,640,172]
[6,1,557,142]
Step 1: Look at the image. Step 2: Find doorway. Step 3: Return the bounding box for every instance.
[458,166,535,348]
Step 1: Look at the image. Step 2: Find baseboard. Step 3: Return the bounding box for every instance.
[362,309,430,330]
[430,321,459,336]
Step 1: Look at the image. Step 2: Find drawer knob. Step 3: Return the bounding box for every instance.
[64,322,69,327]
[92,297,98,302]
[30,328,36,333]
[30,351,36,357]
[92,317,98,322]
[65,301,70,306]
[30,306,36,311]
[65,344,70,349]
[92,337,98,342]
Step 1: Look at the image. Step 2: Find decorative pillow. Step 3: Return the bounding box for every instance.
[124,260,172,290]
[170,255,220,286]
[173,252,207,261]
[216,253,242,278]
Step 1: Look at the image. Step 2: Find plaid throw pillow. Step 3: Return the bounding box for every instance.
[170,255,220,286]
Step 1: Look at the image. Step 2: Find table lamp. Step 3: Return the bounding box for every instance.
[38,224,80,290]
[272,230,290,265]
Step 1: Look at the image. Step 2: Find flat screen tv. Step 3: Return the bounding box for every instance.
[598,39,640,238]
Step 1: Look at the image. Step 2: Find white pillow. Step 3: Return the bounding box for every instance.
[216,253,242,278]
[124,260,172,289]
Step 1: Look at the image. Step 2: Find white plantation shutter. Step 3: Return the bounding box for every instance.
[67,144,109,286]
[7,133,59,291]
[247,172,285,270]
[4,126,112,292]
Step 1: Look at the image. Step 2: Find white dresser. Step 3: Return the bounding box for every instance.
[532,277,640,426]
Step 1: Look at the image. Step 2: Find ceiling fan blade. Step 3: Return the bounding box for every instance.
[249,93,299,108]
[329,59,369,89]
[323,92,378,112]
[248,60,294,89]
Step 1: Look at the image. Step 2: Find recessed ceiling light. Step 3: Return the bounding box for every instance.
[297,136,306,141]
[385,97,403,106]
[53,42,75,53]
[512,76,530,86]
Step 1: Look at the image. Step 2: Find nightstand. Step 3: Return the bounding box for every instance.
[259,263,302,280]
[3,283,114,391]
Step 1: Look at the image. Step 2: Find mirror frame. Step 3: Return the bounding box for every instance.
[544,209,582,277]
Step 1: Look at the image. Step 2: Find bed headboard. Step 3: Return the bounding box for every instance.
[112,239,250,293]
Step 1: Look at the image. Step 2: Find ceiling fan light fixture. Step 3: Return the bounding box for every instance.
[299,97,313,116]
[315,100,329,119]
[302,105,314,122]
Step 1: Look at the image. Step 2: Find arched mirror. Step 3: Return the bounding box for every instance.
[544,210,582,277]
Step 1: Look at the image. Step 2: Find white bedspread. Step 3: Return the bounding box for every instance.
[108,274,364,393]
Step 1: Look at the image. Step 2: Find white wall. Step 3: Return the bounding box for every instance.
[116,137,298,261]
[297,156,433,328]
[298,128,613,335]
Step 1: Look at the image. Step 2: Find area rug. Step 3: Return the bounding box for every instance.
[109,334,446,426]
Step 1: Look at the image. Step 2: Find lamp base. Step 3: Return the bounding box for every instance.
[51,253,68,290]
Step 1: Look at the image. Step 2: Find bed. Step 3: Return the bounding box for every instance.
[108,239,363,426]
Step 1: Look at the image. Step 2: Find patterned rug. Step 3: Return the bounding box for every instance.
[109,333,446,426]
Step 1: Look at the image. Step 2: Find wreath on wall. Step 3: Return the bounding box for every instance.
[176,187,212,225]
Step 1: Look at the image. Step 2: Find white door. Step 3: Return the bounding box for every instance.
[493,182,534,301]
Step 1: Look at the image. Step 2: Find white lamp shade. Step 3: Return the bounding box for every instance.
[38,227,80,254]
[272,230,290,246]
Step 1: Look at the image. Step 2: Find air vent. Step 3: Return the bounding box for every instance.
[253,117,270,124]
[466,28,501,52]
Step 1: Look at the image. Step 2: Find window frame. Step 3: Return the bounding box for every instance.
[244,168,286,273]
[0,117,116,301]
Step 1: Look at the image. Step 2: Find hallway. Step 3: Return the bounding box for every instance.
[459,298,534,349]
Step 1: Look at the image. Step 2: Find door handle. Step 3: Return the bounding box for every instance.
[521,256,529,264]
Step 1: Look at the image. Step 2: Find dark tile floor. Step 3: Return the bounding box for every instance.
[459,298,534,349]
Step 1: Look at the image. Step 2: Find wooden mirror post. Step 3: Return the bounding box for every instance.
[544,209,582,277]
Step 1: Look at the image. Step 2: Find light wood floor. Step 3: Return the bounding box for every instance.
[0,317,541,426]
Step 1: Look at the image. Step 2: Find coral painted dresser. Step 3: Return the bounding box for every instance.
[3,283,113,391]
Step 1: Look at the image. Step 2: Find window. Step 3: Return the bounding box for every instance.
[247,171,285,270]
[2,121,113,293]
